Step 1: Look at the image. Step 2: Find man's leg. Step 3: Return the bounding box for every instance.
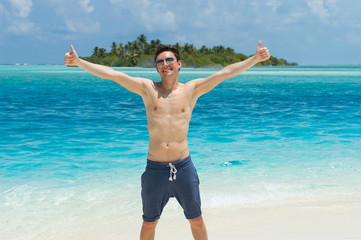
[188,215,208,240]
[140,220,158,240]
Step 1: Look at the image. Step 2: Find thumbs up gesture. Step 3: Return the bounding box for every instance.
[255,40,270,62]
[64,45,79,66]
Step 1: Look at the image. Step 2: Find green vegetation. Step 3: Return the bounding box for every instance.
[81,34,297,68]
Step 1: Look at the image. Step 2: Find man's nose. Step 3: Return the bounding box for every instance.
[162,59,169,66]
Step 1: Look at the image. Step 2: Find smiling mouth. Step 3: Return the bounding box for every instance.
[162,67,172,73]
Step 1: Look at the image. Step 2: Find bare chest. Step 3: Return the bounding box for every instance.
[146,91,192,117]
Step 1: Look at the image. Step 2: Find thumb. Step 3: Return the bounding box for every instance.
[70,44,77,56]
[257,40,262,50]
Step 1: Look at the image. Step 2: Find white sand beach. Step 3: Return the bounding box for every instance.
[157,197,361,240]
[35,196,361,240]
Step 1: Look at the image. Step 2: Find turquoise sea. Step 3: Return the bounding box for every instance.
[1,65,361,237]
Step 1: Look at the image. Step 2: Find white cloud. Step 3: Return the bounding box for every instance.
[79,0,94,13]
[5,0,37,35]
[48,0,100,34]
[266,0,282,12]
[307,0,330,20]
[142,9,175,31]
[326,0,338,12]
[7,19,35,34]
[9,0,32,18]
[109,0,176,32]
[65,19,100,33]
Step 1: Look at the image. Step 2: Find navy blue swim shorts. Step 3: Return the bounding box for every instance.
[141,155,202,222]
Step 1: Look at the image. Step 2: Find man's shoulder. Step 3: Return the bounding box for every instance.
[142,79,156,87]
[183,78,204,89]
[143,80,161,95]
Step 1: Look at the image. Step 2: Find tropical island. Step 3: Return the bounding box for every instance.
[81,34,297,68]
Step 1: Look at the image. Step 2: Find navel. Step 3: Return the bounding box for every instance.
[181,108,185,112]
[154,106,158,111]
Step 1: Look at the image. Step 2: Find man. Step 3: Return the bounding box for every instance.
[64,41,270,240]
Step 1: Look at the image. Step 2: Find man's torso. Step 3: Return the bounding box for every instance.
[141,80,198,162]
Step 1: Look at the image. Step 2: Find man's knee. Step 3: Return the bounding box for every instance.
[188,215,204,227]
[142,220,158,230]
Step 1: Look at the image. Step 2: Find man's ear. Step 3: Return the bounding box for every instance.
[178,60,182,72]
[156,65,161,74]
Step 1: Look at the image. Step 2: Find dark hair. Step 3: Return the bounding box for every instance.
[154,45,181,62]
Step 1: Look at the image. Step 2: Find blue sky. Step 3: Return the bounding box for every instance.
[0,0,360,65]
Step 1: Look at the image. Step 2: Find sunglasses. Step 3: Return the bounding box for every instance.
[156,57,176,67]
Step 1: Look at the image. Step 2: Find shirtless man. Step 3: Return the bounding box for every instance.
[64,41,270,240]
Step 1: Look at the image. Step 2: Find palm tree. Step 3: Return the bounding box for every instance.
[212,45,225,54]
[225,47,235,54]
[132,40,142,55]
[125,41,132,55]
[149,39,162,53]
[184,43,196,54]
[173,42,183,52]
[92,46,99,56]
[137,34,148,53]
[199,45,210,54]
[98,48,106,58]
[118,43,125,58]
[111,42,118,55]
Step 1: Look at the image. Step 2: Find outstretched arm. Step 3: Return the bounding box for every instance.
[192,40,270,98]
[64,45,147,95]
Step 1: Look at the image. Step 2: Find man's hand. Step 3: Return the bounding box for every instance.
[255,40,270,62]
[64,44,79,66]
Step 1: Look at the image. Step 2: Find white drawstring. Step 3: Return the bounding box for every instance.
[168,163,177,181]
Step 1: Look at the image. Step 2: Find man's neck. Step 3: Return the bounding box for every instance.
[161,77,179,92]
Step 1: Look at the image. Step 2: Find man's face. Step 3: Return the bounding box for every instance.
[155,51,182,78]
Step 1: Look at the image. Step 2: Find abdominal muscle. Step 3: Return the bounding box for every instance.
[146,112,192,162]
[147,139,190,162]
